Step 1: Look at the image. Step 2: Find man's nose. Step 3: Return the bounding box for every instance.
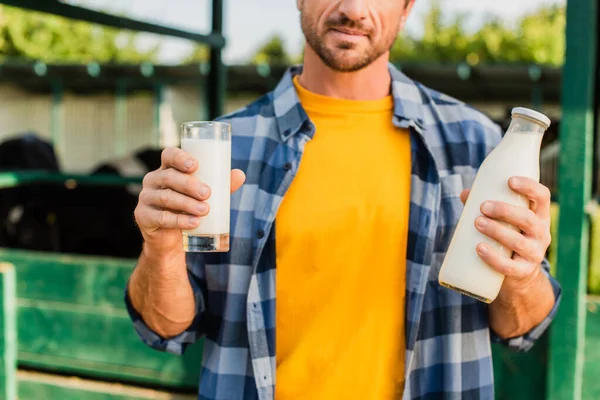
[338,0,368,21]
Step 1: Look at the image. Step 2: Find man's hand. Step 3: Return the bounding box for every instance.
[460,176,552,292]
[128,147,245,339]
[134,147,246,254]
[460,176,556,339]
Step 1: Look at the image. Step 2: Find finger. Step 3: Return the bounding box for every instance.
[460,189,470,205]
[476,243,532,279]
[141,188,210,217]
[231,169,246,193]
[151,169,211,201]
[161,147,198,173]
[135,205,200,231]
[508,177,552,218]
[474,216,543,263]
[480,200,542,238]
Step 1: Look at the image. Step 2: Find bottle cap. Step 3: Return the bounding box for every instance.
[511,107,551,129]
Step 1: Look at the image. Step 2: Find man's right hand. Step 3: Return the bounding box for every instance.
[134,147,246,254]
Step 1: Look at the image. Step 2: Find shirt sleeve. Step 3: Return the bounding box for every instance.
[490,257,562,352]
[124,252,207,356]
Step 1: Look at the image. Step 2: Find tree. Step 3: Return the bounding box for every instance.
[391,3,566,66]
[0,5,160,63]
[184,44,210,63]
[252,34,289,65]
[515,5,565,65]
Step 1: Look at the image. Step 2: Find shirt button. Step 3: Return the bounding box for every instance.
[283,162,292,171]
[257,229,265,239]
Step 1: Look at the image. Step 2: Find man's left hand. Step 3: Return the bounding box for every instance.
[460,176,552,293]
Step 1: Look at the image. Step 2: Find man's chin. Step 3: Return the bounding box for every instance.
[324,55,372,73]
[315,46,361,69]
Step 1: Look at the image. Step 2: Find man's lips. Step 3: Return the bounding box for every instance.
[329,26,369,37]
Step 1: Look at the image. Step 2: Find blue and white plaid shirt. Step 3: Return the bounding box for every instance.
[125,64,561,400]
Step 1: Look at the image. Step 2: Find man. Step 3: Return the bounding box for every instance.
[125,0,562,399]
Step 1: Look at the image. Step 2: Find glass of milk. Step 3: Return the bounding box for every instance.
[180,121,231,252]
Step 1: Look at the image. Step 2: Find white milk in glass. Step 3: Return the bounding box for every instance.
[438,107,551,303]
[181,121,231,252]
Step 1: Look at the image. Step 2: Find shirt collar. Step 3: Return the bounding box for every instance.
[272,63,426,142]
[388,64,426,130]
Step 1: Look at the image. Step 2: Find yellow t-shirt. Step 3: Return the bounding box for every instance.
[275,76,411,399]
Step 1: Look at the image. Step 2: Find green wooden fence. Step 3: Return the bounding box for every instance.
[0,205,597,399]
[548,0,598,398]
[0,248,203,399]
[0,263,16,400]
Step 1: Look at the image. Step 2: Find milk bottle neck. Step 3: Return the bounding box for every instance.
[497,117,546,166]
[505,117,547,138]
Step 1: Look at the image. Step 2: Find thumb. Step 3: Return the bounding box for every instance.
[231,169,246,193]
[460,189,470,205]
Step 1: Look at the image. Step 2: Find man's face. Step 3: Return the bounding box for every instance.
[298,0,413,72]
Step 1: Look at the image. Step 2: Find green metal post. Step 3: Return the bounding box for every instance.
[154,82,164,147]
[0,263,17,400]
[0,0,226,49]
[115,80,127,156]
[208,0,225,119]
[547,0,598,399]
[529,65,543,110]
[532,85,543,111]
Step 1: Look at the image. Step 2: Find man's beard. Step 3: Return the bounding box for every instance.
[300,12,398,73]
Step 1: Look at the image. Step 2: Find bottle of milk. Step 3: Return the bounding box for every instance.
[438,107,551,303]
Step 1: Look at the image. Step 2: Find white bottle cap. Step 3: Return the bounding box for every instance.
[511,107,551,129]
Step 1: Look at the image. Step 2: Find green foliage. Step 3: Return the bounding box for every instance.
[252,34,289,65]
[184,44,210,63]
[258,3,565,67]
[0,5,160,63]
[517,5,565,65]
[391,3,566,66]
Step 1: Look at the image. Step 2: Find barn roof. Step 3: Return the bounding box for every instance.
[0,62,562,104]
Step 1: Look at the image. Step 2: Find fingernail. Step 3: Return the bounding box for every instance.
[482,201,494,214]
[189,216,199,226]
[511,177,521,188]
[477,244,488,254]
[476,217,488,229]
[197,203,208,214]
[198,186,210,198]
[184,159,194,169]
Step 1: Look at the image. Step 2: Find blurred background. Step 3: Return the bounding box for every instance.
[0,0,565,175]
[0,0,597,399]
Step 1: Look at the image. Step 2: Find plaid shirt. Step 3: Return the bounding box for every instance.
[125,64,561,400]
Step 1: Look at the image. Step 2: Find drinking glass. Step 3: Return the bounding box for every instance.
[180,121,231,252]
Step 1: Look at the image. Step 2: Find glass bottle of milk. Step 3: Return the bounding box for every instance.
[438,107,551,303]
